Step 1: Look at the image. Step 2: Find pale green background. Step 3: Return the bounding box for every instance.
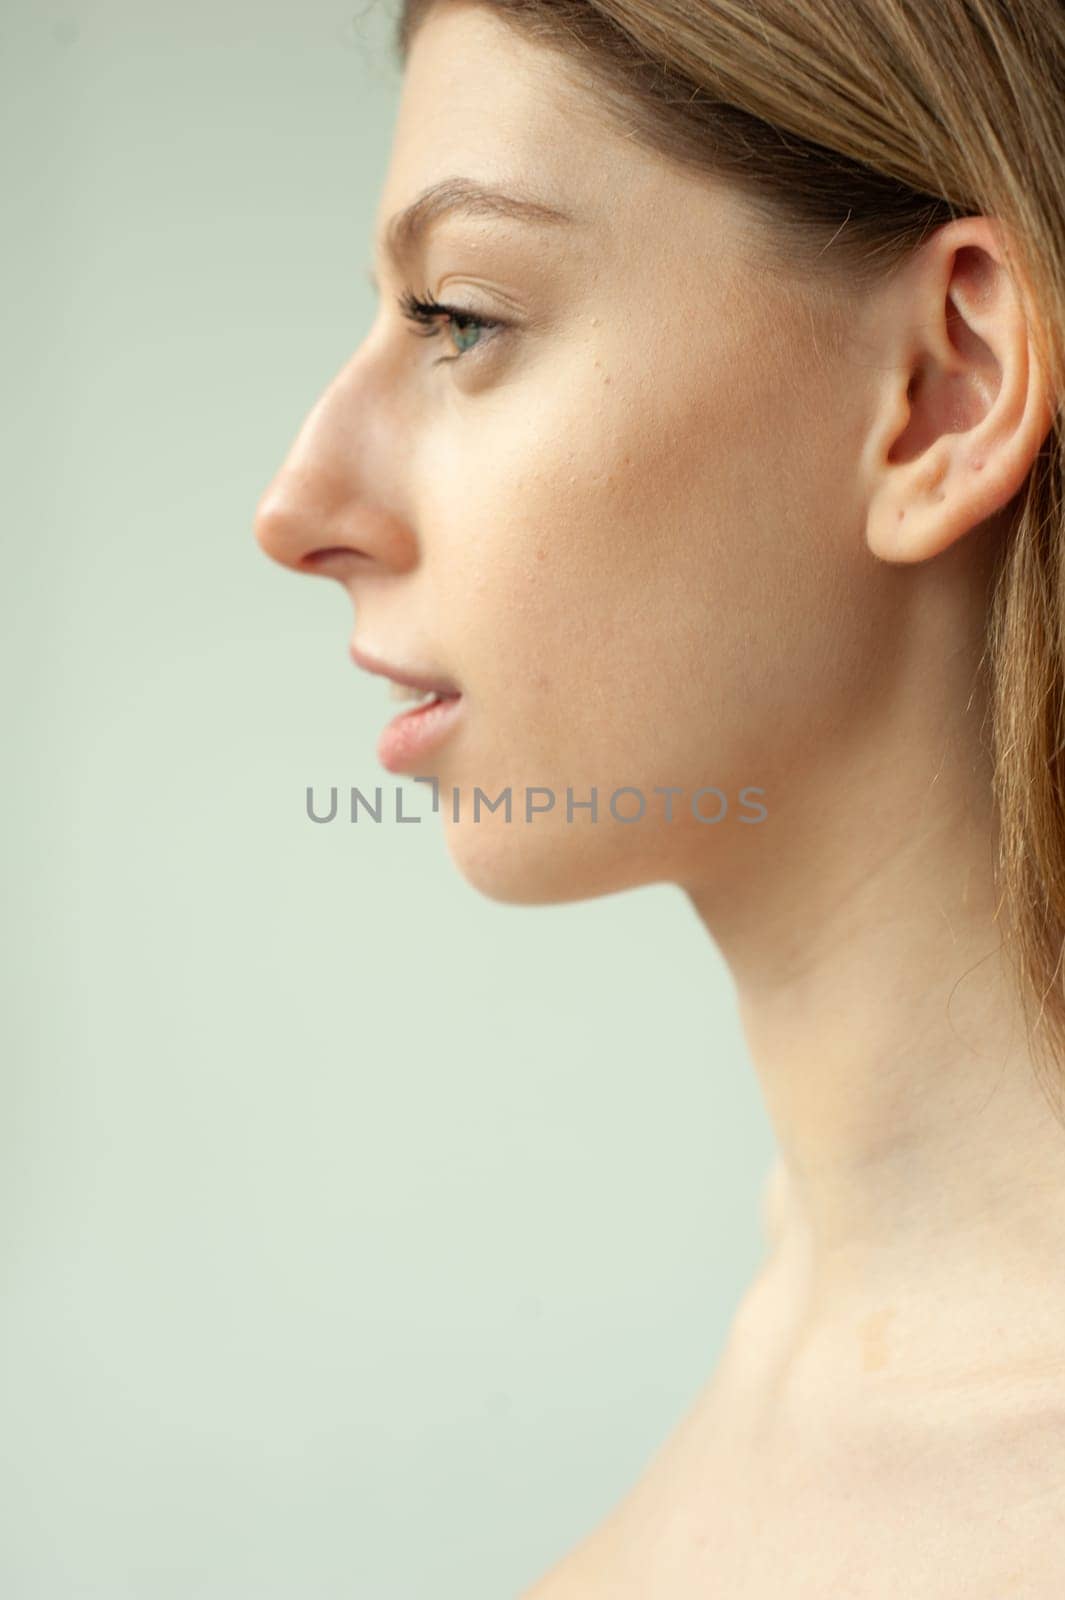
[3,1,775,1594]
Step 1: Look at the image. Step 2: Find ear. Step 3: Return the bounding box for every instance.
[862,216,1054,565]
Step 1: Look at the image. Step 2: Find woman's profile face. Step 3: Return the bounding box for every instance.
[255,0,904,906]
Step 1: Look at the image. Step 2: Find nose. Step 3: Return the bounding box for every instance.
[253,356,417,580]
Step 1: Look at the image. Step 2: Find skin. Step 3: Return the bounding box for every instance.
[255,2,1065,1591]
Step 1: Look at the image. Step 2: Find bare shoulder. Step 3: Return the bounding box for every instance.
[515,1485,646,1600]
[517,1531,621,1600]
[515,1382,724,1598]
[513,1385,1065,1600]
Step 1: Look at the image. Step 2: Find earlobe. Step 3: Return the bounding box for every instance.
[866,439,998,566]
[863,220,1054,567]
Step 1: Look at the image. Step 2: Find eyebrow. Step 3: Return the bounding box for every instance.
[367,176,580,289]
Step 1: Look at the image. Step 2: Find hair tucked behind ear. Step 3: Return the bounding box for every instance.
[394,0,1065,1120]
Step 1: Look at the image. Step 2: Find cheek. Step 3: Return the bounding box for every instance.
[430,321,871,792]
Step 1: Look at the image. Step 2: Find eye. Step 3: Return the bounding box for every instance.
[396,286,503,364]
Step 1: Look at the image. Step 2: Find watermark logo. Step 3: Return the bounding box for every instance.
[305,779,768,824]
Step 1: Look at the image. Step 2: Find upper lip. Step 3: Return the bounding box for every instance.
[349,641,461,696]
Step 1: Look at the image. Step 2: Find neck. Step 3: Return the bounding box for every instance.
[686,554,1065,1400]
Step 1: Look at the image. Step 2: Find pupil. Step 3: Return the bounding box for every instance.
[453,321,480,353]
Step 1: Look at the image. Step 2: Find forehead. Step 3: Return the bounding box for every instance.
[374,2,781,302]
[377,4,604,237]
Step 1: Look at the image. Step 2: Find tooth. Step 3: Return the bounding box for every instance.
[389,681,437,703]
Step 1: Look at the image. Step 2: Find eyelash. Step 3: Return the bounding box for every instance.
[396,286,502,364]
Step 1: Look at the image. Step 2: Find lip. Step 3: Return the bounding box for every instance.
[349,640,461,697]
[350,639,465,773]
[376,691,465,773]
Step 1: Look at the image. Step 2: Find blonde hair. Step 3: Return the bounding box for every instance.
[395,0,1065,1117]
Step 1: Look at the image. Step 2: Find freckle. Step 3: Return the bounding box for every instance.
[535,546,547,562]
[898,508,906,521]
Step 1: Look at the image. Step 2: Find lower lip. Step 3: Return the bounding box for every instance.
[377,693,464,772]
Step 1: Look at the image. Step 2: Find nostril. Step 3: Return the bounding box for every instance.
[292,547,371,581]
[300,547,363,571]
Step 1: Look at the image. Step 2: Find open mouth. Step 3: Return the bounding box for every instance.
[388,683,462,712]
[377,689,464,772]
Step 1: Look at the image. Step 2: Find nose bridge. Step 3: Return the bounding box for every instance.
[253,340,408,573]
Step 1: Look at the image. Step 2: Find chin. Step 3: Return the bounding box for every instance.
[441,811,668,907]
